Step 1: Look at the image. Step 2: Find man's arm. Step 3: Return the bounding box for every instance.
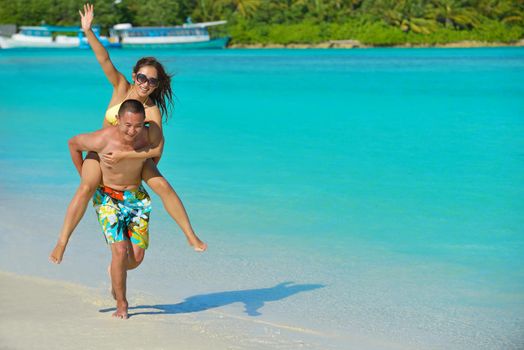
[68,129,107,176]
[114,137,164,159]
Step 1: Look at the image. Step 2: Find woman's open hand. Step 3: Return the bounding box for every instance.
[101,151,124,165]
[79,3,94,32]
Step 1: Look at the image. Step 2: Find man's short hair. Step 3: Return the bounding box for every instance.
[118,99,146,119]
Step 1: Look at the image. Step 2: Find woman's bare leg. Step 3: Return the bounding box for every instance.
[49,154,102,263]
[141,159,207,252]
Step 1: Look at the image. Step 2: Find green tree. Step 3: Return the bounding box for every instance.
[54,0,86,26]
[20,0,53,25]
[192,0,227,21]
[429,0,480,29]
[0,0,23,24]
[1,0,524,45]
[93,0,122,29]
[322,0,361,21]
[220,0,261,19]
[249,0,296,24]
[371,0,435,34]
[126,0,181,26]
[290,0,325,21]
[477,0,524,25]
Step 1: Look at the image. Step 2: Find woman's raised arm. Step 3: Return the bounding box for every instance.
[80,3,126,88]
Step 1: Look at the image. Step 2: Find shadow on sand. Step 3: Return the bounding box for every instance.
[100,281,324,318]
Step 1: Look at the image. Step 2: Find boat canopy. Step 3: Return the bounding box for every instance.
[114,27,209,37]
[112,20,227,33]
[19,25,101,36]
[183,21,227,28]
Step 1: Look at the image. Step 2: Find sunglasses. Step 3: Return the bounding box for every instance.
[136,73,159,87]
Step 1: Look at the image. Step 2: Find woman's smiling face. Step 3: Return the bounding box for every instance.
[133,65,159,97]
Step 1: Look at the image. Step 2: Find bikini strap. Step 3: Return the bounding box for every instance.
[124,87,134,100]
[125,85,149,108]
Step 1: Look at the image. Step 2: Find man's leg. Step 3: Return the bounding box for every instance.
[126,242,145,270]
[110,241,129,319]
[107,241,145,302]
[125,185,150,271]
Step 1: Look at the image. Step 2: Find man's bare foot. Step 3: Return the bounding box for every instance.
[107,265,116,300]
[112,300,128,319]
[49,242,67,264]
[188,237,207,252]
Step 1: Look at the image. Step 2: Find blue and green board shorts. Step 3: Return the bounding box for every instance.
[92,185,152,249]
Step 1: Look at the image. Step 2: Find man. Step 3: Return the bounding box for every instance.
[67,99,155,319]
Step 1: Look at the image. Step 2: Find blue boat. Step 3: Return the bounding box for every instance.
[0,25,120,49]
[110,21,229,49]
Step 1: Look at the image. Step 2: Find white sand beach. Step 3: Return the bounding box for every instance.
[0,271,234,350]
[0,271,360,350]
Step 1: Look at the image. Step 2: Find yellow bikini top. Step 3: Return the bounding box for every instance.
[105,89,149,126]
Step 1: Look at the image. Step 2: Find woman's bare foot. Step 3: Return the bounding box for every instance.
[107,265,116,300]
[112,300,128,319]
[49,241,67,264]
[187,236,207,252]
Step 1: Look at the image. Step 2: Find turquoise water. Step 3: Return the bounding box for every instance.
[1,47,523,349]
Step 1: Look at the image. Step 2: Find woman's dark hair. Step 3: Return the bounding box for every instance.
[133,57,173,122]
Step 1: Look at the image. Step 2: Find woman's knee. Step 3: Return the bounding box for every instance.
[149,176,173,195]
[80,157,102,186]
[78,181,97,197]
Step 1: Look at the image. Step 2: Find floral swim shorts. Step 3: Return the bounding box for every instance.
[92,185,152,250]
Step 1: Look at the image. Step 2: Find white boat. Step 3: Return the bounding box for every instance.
[0,25,118,49]
[110,21,229,49]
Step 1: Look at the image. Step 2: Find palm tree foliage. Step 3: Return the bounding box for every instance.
[0,0,522,44]
[477,0,524,25]
[428,0,480,29]
[365,0,435,33]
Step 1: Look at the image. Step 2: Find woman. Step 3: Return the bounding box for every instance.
[49,3,207,264]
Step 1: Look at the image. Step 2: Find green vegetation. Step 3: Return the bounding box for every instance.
[1,0,523,46]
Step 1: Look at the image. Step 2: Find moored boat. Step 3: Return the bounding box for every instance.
[110,20,229,49]
[0,25,119,49]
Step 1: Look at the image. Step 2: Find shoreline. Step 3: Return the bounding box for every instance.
[227,39,524,49]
